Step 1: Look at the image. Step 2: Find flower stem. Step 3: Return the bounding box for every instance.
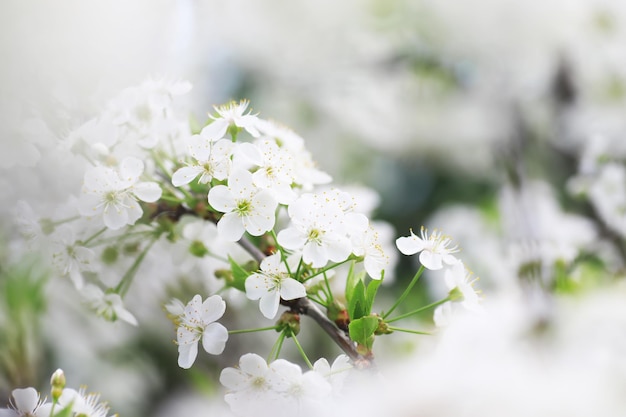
[385,296,450,324]
[115,236,159,297]
[229,325,279,335]
[302,258,353,283]
[80,227,108,247]
[387,326,432,335]
[382,265,425,319]
[268,330,287,362]
[290,330,313,369]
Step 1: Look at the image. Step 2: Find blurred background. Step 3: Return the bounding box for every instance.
[2,0,626,415]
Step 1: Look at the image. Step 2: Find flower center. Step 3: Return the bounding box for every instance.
[307,228,324,244]
[235,199,252,216]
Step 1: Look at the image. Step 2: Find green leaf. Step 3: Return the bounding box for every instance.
[228,256,253,292]
[348,279,366,320]
[344,261,358,305]
[53,404,76,417]
[365,277,382,316]
[348,315,379,350]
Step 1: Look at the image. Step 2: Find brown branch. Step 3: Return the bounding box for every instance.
[281,297,369,365]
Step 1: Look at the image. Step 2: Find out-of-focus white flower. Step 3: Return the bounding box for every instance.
[444,261,482,312]
[50,225,96,289]
[588,162,626,237]
[172,137,234,186]
[176,294,228,369]
[202,100,261,138]
[267,359,332,417]
[81,284,138,326]
[220,353,280,416]
[256,119,332,188]
[78,157,162,230]
[0,388,52,417]
[277,191,353,268]
[245,252,306,319]
[58,387,114,417]
[396,226,460,270]
[312,354,353,395]
[208,169,278,241]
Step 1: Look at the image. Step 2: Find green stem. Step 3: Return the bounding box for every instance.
[114,236,159,297]
[382,265,425,319]
[290,330,313,370]
[302,258,353,283]
[80,227,108,247]
[268,331,287,362]
[270,230,292,275]
[387,326,432,335]
[322,272,334,303]
[386,296,450,324]
[228,326,279,335]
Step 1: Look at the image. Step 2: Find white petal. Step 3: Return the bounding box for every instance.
[239,353,270,376]
[395,236,424,255]
[119,157,144,184]
[237,142,264,166]
[103,203,129,230]
[208,185,235,212]
[202,322,228,355]
[12,387,38,413]
[178,341,199,369]
[303,242,328,268]
[217,212,245,241]
[419,250,443,270]
[172,166,202,187]
[277,227,306,250]
[133,182,162,202]
[201,294,226,323]
[245,274,270,301]
[219,368,249,391]
[259,291,281,319]
[200,119,228,141]
[280,278,306,300]
[77,194,103,217]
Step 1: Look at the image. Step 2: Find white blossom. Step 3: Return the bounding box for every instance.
[277,191,353,268]
[208,169,278,241]
[176,294,228,369]
[81,284,138,326]
[396,226,460,270]
[172,137,234,186]
[78,157,162,230]
[202,100,261,138]
[0,388,52,417]
[245,252,306,319]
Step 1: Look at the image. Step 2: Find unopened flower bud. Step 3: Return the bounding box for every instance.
[276,311,300,337]
[50,368,65,402]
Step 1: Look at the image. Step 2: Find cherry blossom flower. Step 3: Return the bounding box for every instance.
[351,225,389,280]
[208,169,278,241]
[444,261,482,312]
[396,226,460,270]
[81,284,138,326]
[220,353,281,416]
[256,119,332,188]
[277,191,353,268]
[0,388,52,417]
[237,139,297,204]
[202,100,261,138]
[313,354,353,395]
[245,252,306,319]
[172,137,234,186]
[176,294,228,369]
[58,387,114,417]
[267,359,332,417]
[50,225,96,289]
[78,157,162,230]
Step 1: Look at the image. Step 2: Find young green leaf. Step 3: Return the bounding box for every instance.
[348,279,366,320]
[348,315,379,351]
